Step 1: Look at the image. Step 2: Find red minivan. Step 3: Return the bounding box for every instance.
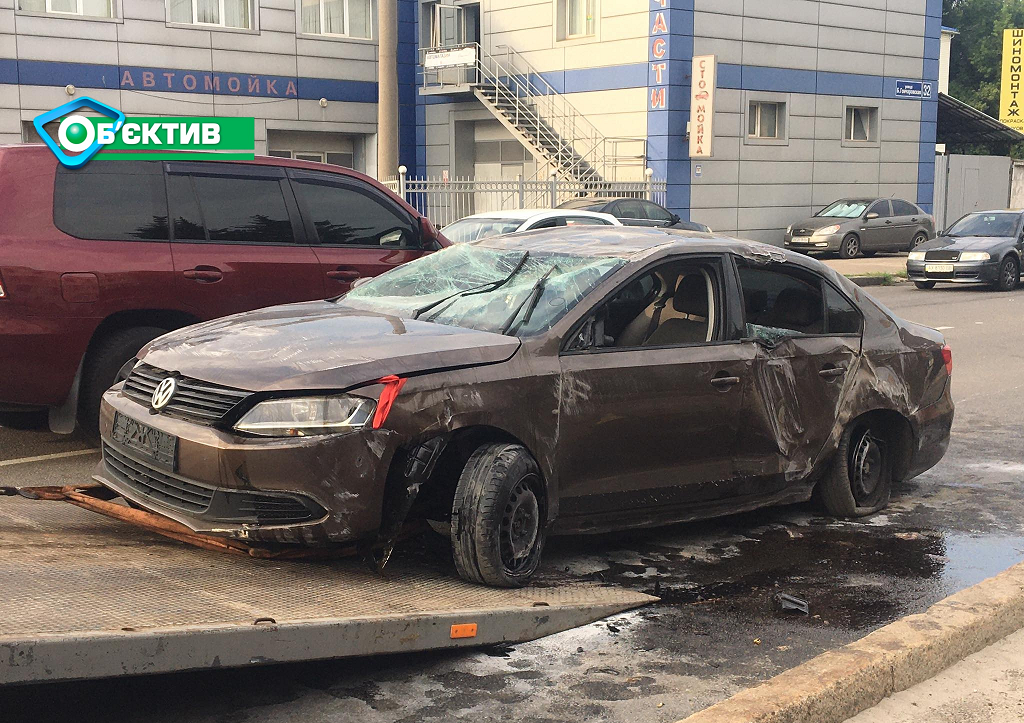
[0,145,445,434]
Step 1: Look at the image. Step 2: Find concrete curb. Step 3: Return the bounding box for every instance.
[844,275,906,287]
[675,560,1024,723]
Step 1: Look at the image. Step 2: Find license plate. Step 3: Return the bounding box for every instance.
[925,263,954,273]
[112,412,177,470]
[791,236,811,244]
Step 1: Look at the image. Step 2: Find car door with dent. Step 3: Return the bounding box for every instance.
[731,261,862,489]
[555,255,752,529]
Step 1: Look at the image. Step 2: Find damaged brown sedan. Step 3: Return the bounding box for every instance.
[95,229,954,587]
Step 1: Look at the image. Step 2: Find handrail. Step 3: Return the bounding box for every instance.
[420,42,647,185]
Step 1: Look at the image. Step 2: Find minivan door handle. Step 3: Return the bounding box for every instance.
[183,266,223,283]
[326,268,361,282]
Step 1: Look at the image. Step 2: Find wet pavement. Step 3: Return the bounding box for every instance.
[2,283,1023,723]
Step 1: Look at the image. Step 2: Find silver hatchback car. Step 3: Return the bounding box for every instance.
[785,198,935,258]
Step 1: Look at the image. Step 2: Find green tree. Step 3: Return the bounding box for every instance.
[944,0,1024,153]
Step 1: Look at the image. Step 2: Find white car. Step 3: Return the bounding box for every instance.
[442,209,622,243]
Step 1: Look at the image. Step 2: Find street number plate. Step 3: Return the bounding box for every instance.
[925,263,954,273]
[112,412,178,470]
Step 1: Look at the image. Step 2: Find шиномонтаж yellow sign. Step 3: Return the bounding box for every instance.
[1000,28,1024,133]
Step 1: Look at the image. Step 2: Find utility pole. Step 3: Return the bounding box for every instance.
[377,0,399,179]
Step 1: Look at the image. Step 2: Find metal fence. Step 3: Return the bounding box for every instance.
[382,169,667,228]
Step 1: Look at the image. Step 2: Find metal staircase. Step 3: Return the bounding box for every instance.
[421,42,626,184]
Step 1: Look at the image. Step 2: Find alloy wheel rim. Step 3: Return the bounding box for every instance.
[851,430,883,503]
[846,238,858,256]
[500,476,540,573]
[1003,262,1016,288]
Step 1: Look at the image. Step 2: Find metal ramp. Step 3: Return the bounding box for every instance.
[0,496,654,685]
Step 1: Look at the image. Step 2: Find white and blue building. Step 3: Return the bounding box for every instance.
[1,0,942,243]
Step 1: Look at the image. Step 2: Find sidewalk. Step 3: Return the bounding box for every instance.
[845,626,1024,722]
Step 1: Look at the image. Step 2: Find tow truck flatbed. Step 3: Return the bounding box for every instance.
[0,495,654,685]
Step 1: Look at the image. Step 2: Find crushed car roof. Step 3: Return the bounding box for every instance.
[471,225,804,262]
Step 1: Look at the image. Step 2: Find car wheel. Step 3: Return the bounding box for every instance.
[819,419,892,517]
[910,232,928,250]
[78,326,167,438]
[914,281,937,290]
[451,443,546,587]
[995,256,1020,292]
[838,233,860,259]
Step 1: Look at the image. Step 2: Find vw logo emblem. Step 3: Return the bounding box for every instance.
[151,377,177,411]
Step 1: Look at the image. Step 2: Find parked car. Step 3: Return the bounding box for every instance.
[442,209,621,243]
[907,210,1023,291]
[557,197,711,232]
[785,198,934,258]
[0,145,444,434]
[96,228,953,587]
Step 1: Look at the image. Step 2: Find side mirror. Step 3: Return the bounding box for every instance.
[865,212,879,221]
[419,216,441,249]
[669,214,682,225]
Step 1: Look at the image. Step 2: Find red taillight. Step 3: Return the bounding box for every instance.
[941,344,953,376]
[372,375,408,429]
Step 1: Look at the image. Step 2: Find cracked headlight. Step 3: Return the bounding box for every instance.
[234,395,375,437]
[908,251,926,261]
[959,252,990,262]
[814,224,842,236]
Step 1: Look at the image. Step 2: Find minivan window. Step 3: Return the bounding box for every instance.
[292,177,416,247]
[190,175,295,244]
[54,162,169,241]
[166,174,206,241]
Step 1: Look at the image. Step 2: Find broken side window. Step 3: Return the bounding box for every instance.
[738,264,825,341]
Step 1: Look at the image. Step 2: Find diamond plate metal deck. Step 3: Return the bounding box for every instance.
[0,496,654,684]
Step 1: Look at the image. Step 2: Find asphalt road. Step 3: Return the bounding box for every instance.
[2,282,1023,723]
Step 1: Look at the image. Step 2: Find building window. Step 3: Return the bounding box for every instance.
[168,0,252,28]
[301,0,372,38]
[844,106,878,143]
[18,0,114,18]
[268,149,355,169]
[557,0,594,40]
[748,101,782,139]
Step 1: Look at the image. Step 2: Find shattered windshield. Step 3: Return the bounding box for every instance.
[340,244,625,337]
[945,213,1019,238]
[443,217,524,243]
[816,200,869,218]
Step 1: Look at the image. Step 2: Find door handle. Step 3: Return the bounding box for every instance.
[884,220,892,225]
[326,269,361,281]
[819,365,847,379]
[183,267,223,283]
[710,374,741,389]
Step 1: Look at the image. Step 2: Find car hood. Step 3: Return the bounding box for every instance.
[137,301,522,392]
[792,216,856,231]
[918,235,1011,252]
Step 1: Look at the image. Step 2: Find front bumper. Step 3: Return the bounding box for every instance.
[784,233,840,252]
[906,259,1001,284]
[93,387,398,544]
